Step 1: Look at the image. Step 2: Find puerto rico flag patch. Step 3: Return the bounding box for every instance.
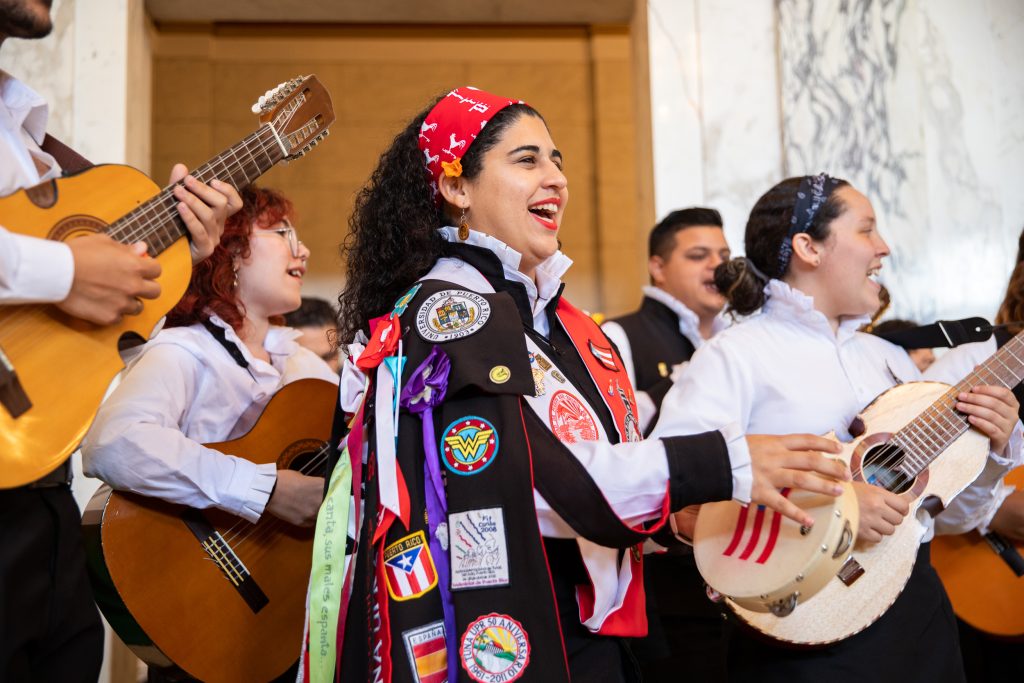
[402,621,447,683]
[587,340,619,371]
[384,531,438,601]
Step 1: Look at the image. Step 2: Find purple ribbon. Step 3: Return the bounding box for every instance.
[399,346,455,681]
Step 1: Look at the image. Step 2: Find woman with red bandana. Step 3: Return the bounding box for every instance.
[327,88,849,683]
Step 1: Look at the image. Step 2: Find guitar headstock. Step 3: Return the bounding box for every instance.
[251,75,336,159]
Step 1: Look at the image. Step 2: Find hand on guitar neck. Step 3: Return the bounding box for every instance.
[266,469,326,527]
[852,384,1019,545]
[56,165,241,326]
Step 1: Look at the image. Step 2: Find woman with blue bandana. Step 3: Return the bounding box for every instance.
[654,175,1022,681]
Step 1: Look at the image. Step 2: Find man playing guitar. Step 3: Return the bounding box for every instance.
[0,1,241,680]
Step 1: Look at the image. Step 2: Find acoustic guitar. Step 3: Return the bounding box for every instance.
[82,378,337,683]
[932,467,1024,638]
[694,330,1024,645]
[0,75,334,488]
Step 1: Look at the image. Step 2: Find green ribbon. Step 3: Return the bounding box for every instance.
[308,447,353,683]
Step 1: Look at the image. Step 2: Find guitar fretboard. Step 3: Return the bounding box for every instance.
[103,126,286,255]
[893,330,1024,477]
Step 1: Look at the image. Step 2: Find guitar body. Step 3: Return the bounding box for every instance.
[932,467,1024,638]
[700,381,990,645]
[82,378,337,683]
[0,165,191,488]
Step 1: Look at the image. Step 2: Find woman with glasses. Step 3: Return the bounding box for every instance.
[83,184,338,537]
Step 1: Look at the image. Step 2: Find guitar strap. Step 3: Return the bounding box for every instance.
[201,320,250,370]
[40,133,93,174]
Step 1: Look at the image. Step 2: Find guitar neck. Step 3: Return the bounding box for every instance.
[896,330,1024,477]
[103,125,285,255]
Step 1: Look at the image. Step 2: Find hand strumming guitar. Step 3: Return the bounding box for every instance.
[266,469,325,527]
[167,164,242,264]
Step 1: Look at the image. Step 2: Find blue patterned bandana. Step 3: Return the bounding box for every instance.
[777,173,842,274]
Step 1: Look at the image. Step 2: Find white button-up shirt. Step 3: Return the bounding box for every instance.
[82,314,339,523]
[652,279,1021,540]
[0,70,74,304]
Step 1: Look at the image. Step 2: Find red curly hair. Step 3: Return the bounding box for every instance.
[165,184,295,331]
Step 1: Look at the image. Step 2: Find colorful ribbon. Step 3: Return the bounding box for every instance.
[399,346,455,683]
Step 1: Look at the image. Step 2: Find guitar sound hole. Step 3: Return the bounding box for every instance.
[287,442,330,478]
[860,442,914,494]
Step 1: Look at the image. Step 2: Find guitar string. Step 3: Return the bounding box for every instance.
[214,448,333,568]
[219,443,330,546]
[863,344,1022,490]
[219,444,333,553]
[0,131,286,344]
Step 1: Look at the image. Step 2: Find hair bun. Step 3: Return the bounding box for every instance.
[715,257,768,316]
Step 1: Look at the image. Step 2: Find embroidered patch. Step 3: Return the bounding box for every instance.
[402,620,447,683]
[441,416,499,476]
[415,290,491,342]
[383,531,438,601]
[392,283,423,317]
[450,508,510,590]
[460,613,530,683]
[587,340,619,372]
[549,390,599,444]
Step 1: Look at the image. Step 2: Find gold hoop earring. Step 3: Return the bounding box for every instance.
[458,207,470,241]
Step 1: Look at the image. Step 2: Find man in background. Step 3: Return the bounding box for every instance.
[284,296,340,373]
[602,207,731,681]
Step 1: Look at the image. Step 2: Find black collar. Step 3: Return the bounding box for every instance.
[201,319,250,369]
[641,294,686,329]
[440,241,565,332]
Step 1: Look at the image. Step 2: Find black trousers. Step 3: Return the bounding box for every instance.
[727,542,965,683]
[0,486,104,683]
[957,618,1024,682]
[633,552,727,682]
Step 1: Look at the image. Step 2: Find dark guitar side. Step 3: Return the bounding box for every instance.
[82,378,338,683]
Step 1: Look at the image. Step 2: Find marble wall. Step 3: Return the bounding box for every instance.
[648,0,1024,323]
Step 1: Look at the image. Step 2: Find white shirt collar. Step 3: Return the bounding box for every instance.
[0,70,49,144]
[762,279,870,344]
[641,285,726,348]
[437,226,573,321]
[205,312,302,364]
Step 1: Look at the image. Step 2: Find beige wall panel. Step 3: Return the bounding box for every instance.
[152,60,212,123]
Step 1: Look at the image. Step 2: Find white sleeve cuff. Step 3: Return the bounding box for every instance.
[721,422,752,504]
[234,461,278,523]
[976,483,1017,536]
[6,234,74,303]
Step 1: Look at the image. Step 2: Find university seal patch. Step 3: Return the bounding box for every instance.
[460,613,530,683]
[415,290,491,342]
[449,508,510,590]
[401,621,447,683]
[548,390,599,444]
[383,531,438,601]
[441,416,499,476]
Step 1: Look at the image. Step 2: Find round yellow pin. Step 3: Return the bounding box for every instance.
[489,365,511,384]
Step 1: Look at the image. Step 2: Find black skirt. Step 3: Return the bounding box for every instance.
[727,542,965,683]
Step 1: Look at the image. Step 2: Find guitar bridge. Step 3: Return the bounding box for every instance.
[181,509,269,614]
[837,556,865,586]
[0,345,32,418]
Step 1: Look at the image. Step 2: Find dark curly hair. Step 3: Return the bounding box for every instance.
[714,176,850,316]
[995,225,1024,335]
[337,95,544,343]
[166,184,293,331]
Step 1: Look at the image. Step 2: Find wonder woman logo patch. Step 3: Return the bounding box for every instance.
[441,416,499,476]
